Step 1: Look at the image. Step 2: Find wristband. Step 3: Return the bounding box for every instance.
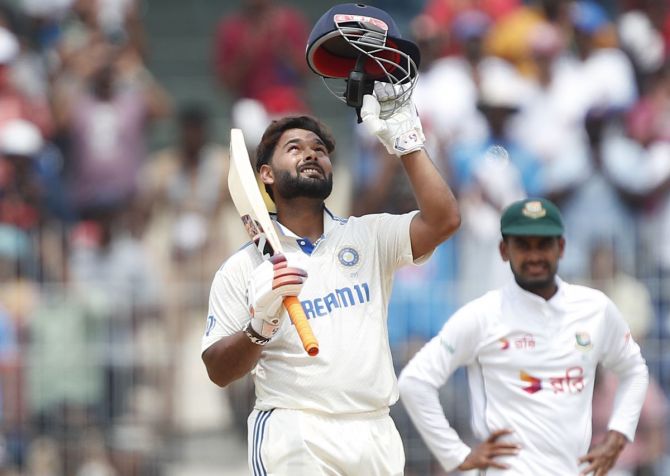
[245,322,270,346]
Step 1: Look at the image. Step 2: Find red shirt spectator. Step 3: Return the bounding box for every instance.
[213,0,310,115]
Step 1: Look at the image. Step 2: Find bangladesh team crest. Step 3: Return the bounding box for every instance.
[522,201,547,219]
[575,332,593,351]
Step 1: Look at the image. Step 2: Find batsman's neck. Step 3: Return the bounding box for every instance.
[275,199,325,243]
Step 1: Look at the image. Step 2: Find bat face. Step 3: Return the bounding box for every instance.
[228,128,283,258]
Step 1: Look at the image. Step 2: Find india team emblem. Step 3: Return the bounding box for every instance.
[575,332,593,351]
[338,246,360,268]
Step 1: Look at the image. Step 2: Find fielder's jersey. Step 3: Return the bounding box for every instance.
[203,209,423,414]
[399,277,649,475]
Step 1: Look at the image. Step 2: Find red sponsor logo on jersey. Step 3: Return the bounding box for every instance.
[520,371,542,394]
[520,367,586,395]
[500,338,510,350]
[515,334,535,350]
[549,366,585,394]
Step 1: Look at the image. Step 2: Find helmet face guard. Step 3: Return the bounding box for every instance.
[306,4,420,119]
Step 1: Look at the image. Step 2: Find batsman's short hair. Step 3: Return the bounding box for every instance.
[255,116,336,172]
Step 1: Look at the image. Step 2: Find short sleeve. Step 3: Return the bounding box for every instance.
[201,251,254,353]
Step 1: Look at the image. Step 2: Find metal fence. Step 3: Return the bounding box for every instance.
[2,251,669,475]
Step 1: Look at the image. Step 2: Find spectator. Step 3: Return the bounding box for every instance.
[140,102,230,285]
[27,230,109,476]
[484,0,574,77]
[617,0,669,93]
[213,0,310,115]
[67,209,163,427]
[571,1,637,117]
[604,64,670,337]
[587,242,669,476]
[421,0,519,57]
[0,26,52,137]
[53,38,171,218]
[592,368,669,476]
[586,241,654,342]
[508,7,641,279]
[56,0,145,67]
[449,63,541,303]
[139,103,233,438]
[409,10,492,151]
[510,22,584,161]
[0,302,19,472]
[0,120,46,234]
[0,224,39,471]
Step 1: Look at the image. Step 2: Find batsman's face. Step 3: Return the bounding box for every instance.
[262,128,333,200]
[500,235,564,292]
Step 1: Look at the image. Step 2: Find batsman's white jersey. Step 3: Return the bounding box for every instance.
[399,278,649,475]
[202,208,424,413]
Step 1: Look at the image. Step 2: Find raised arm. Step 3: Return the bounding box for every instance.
[400,149,460,259]
[360,85,460,260]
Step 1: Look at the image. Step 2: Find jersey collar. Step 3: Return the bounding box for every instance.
[507,275,567,310]
[270,207,341,254]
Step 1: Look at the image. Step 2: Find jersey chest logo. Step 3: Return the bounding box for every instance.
[575,332,593,352]
[520,367,586,395]
[337,246,360,268]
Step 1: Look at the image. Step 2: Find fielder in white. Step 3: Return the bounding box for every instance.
[201,85,460,475]
[399,198,649,475]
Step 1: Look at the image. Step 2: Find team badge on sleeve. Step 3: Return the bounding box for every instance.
[205,315,216,336]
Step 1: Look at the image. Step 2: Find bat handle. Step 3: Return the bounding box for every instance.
[283,296,319,356]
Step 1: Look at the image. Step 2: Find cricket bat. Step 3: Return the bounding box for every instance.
[228,128,319,357]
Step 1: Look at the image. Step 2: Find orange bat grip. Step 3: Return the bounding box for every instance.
[283,296,319,356]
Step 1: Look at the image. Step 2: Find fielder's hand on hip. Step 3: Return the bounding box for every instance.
[360,82,425,157]
[245,254,307,345]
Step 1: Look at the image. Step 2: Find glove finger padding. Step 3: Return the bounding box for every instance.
[247,254,308,340]
[360,82,425,157]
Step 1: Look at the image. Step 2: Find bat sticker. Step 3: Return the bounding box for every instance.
[241,214,273,258]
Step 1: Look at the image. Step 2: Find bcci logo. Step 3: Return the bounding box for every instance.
[575,332,593,352]
[338,246,360,267]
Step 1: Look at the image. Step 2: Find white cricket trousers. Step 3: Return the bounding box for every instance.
[247,407,405,475]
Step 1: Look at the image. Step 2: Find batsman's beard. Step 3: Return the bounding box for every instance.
[275,169,333,200]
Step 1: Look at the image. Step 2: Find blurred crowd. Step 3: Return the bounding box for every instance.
[0,0,669,475]
[0,0,240,474]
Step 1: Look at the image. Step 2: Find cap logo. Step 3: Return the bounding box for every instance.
[522,201,546,219]
[334,14,388,31]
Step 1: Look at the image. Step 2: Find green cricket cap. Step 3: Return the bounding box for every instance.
[500,198,564,236]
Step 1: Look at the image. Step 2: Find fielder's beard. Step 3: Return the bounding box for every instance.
[512,264,557,293]
[275,169,333,200]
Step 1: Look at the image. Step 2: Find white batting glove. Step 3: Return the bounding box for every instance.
[245,254,307,345]
[360,82,425,157]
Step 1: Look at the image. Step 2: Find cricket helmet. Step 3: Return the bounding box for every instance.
[306,3,420,118]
